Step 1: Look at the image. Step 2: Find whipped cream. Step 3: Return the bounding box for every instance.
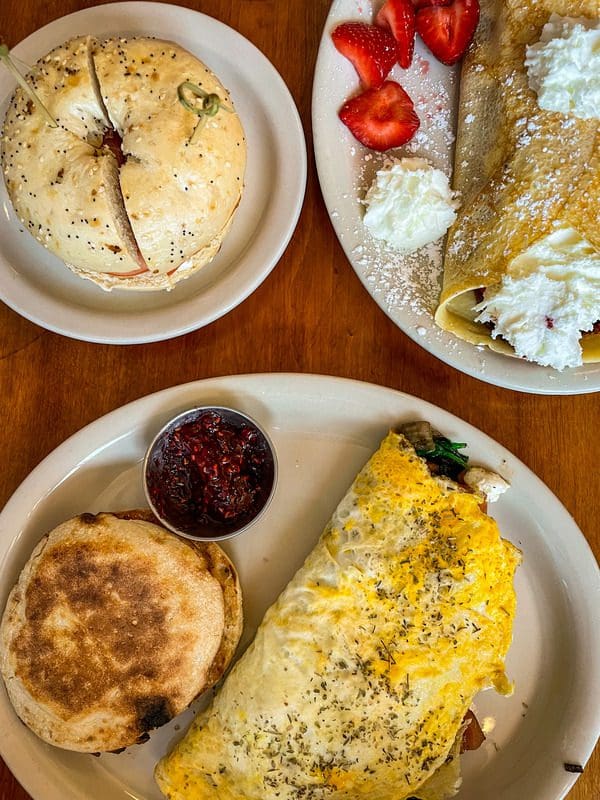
[475,227,600,370]
[525,14,600,119]
[363,158,459,252]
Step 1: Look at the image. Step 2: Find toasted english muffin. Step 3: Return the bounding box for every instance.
[0,511,242,753]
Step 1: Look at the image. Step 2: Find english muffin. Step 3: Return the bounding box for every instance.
[0,511,242,752]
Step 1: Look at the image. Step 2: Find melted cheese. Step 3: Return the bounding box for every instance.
[155,432,520,800]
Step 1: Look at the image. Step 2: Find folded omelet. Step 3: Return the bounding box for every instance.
[155,430,520,800]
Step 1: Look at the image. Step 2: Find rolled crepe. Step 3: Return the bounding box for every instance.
[435,0,600,364]
[155,430,520,800]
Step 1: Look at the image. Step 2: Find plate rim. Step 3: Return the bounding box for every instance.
[311,0,600,396]
[0,372,599,800]
[0,2,307,344]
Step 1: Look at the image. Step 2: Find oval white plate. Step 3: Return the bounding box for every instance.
[312,0,600,395]
[0,3,306,344]
[0,374,598,800]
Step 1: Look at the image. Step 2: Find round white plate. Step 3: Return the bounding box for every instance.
[0,374,598,800]
[312,0,600,395]
[0,3,306,344]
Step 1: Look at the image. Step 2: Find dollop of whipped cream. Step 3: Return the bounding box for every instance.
[525,14,600,119]
[475,227,600,371]
[363,157,460,252]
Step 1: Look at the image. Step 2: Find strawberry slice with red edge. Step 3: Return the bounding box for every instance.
[412,0,452,10]
[376,0,416,69]
[415,0,480,65]
[332,22,399,88]
[338,80,420,152]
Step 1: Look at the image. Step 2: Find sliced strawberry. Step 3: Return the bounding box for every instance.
[332,22,398,88]
[376,0,416,69]
[415,0,480,65]
[412,0,452,9]
[338,80,420,152]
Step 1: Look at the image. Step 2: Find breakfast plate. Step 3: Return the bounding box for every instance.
[312,0,600,395]
[0,3,306,344]
[0,373,598,800]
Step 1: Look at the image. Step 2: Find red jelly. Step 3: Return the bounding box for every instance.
[145,408,276,539]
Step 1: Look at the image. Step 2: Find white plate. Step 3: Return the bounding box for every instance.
[312,0,600,395]
[0,373,598,800]
[0,3,306,344]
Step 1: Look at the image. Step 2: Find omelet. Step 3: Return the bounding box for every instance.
[155,429,520,800]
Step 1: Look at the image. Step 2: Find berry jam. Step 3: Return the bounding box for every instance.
[145,409,276,539]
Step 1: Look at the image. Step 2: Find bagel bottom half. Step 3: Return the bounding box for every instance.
[0,510,242,753]
[65,209,238,292]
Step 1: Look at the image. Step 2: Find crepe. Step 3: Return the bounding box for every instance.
[0,511,242,752]
[155,430,520,800]
[1,36,246,290]
[435,0,600,364]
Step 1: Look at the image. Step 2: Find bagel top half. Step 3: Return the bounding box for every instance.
[1,36,246,290]
[0,511,243,752]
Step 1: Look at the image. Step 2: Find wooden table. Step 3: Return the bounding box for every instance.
[0,1,598,798]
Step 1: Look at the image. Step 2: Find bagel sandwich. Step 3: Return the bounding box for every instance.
[1,36,246,291]
[0,510,242,752]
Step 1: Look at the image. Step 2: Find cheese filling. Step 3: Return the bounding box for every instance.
[463,467,510,504]
[475,227,600,370]
[525,14,600,120]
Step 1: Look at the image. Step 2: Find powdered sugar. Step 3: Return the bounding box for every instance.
[331,35,459,324]
[317,3,471,351]
[363,237,443,315]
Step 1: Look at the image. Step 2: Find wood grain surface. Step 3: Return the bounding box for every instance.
[0,1,598,799]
